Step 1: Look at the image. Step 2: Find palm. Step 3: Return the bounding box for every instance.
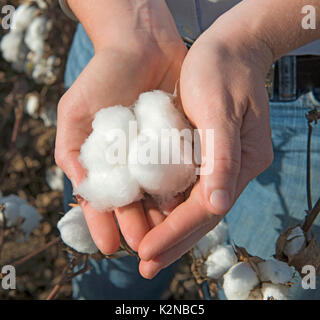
[55,45,186,254]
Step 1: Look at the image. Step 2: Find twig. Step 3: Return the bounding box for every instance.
[11,236,61,268]
[0,106,23,185]
[306,121,313,211]
[0,205,6,259]
[302,197,320,233]
[46,254,90,300]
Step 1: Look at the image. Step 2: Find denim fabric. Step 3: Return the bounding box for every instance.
[64,24,320,300]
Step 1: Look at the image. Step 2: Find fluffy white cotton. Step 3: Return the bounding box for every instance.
[205,245,237,279]
[193,221,228,258]
[258,259,294,285]
[78,91,197,210]
[128,131,196,197]
[24,93,40,118]
[134,91,192,135]
[77,167,142,211]
[57,206,98,254]
[223,262,260,300]
[261,283,290,300]
[40,107,57,127]
[11,4,37,33]
[19,203,42,237]
[0,32,27,71]
[0,195,41,237]
[46,166,64,191]
[283,226,306,257]
[24,16,51,53]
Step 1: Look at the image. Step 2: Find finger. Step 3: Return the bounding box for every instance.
[143,197,166,228]
[138,183,221,261]
[80,200,120,255]
[115,201,150,252]
[139,220,219,279]
[198,111,242,215]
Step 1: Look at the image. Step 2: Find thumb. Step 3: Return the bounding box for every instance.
[198,115,241,215]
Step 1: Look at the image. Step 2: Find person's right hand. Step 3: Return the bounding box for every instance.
[55,0,187,254]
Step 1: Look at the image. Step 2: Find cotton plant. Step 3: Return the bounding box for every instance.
[0,2,59,84]
[0,194,42,239]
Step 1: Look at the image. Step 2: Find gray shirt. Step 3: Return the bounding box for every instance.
[166,0,320,56]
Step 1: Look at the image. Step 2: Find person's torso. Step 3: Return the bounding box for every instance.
[165,0,320,56]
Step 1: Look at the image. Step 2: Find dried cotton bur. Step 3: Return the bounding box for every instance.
[0,2,60,84]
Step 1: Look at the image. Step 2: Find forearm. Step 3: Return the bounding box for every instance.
[203,0,320,70]
[67,0,180,53]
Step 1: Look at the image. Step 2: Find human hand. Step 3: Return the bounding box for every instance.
[138,16,275,278]
[55,0,187,254]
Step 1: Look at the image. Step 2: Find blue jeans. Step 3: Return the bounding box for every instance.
[64,24,320,299]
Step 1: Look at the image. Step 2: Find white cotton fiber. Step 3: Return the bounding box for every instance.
[223,262,260,300]
[134,91,192,135]
[0,194,41,237]
[261,283,290,300]
[283,226,306,257]
[11,4,37,33]
[0,32,27,69]
[24,15,51,61]
[19,203,42,237]
[76,167,142,211]
[193,221,228,258]
[205,245,237,279]
[258,259,294,285]
[46,166,64,192]
[78,90,197,211]
[128,131,196,197]
[57,206,98,254]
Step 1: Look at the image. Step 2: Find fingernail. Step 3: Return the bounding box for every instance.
[210,190,231,213]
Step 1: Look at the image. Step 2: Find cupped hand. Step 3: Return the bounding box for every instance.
[55,35,187,254]
[138,22,275,278]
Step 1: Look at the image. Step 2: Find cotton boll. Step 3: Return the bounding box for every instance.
[24,93,40,118]
[205,245,237,279]
[11,4,37,33]
[0,199,20,227]
[223,262,260,300]
[25,16,52,48]
[19,204,42,237]
[261,283,289,300]
[128,131,196,197]
[46,166,64,192]
[39,107,57,127]
[283,226,306,257]
[248,288,263,300]
[258,259,294,285]
[193,221,228,258]
[57,206,98,254]
[76,166,142,211]
[0,32,28,70]
[134,90,192,136]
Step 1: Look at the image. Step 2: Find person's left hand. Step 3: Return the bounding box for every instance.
[138,17,274,279]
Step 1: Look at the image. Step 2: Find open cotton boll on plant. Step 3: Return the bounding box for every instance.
[223,262,260,300]
[57,206,98,254]
[0,194,42,238]
[10,3,37,33]
[77,90,197,211]
[193,221,228,259]
[283,226,306,257]
[258,259,295,285]
[205,245,238,279]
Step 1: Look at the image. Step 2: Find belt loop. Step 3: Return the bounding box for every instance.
[278,56,297,101]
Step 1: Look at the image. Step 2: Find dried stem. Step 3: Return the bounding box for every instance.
[0,106,23,185]
[12,236,61,268]
[46,254,90,300]
[306,121,313,211]
[0,205,7,259]
[302,197,320,233]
